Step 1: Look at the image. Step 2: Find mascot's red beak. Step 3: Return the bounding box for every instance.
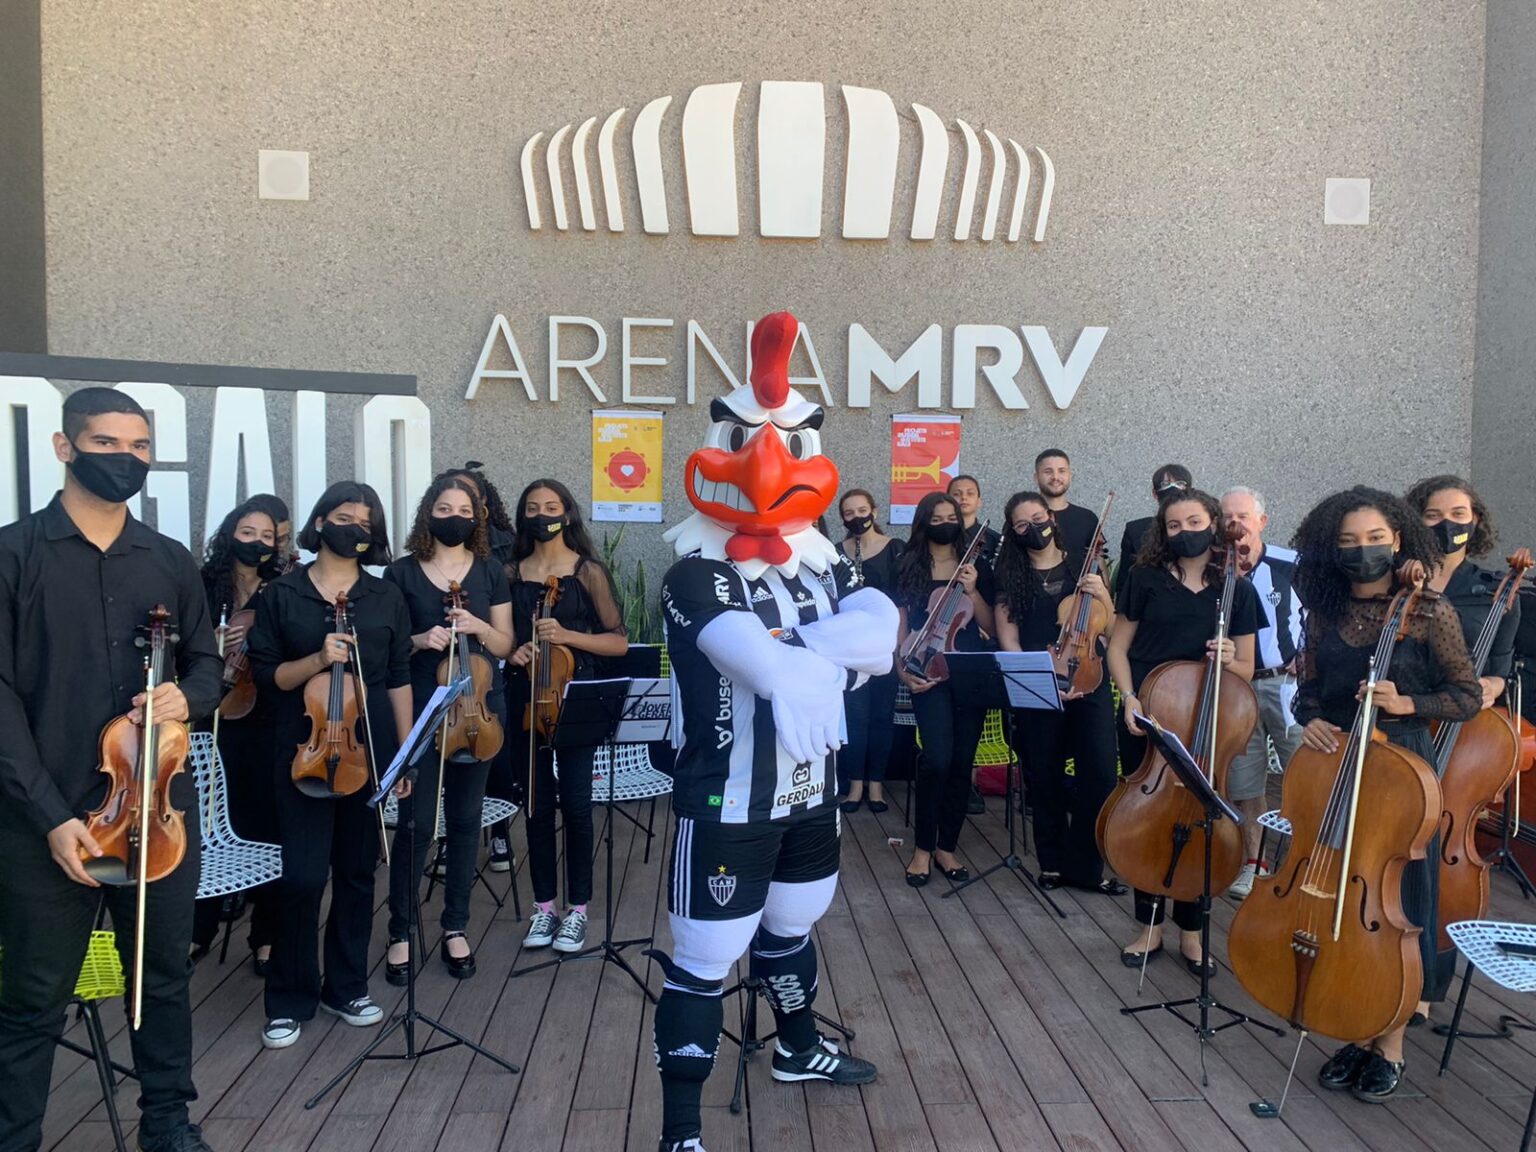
[684,312,838,565]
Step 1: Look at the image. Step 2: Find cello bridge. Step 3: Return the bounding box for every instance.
[1299,883,1334,900]
[1290,931,1319,959]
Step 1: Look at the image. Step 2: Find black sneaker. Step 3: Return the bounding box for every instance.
[770,1034,877,1085]
[138,1122,214,1152]
[1351,1052,1406,1102]
[1317,1043,1372,1091]
[657,1139,707,1152]
[967,786,985,815]
[489,835,512,873]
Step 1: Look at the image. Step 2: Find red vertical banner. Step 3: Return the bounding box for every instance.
[889,413,962,524]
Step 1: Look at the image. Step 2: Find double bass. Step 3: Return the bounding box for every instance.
[1096,523,1258,901]
[290,592,370,799]
[523,575,576,814]
[1433,549,1531,948]
[1229,585,1440,1048]
[900,521,990,682]
[80,604,191,1029]
[1049,493,1115,696]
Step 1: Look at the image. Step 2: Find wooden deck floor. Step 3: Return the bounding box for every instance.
[42,791,1536,1152]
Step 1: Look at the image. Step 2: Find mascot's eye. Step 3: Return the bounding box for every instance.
[785,430,815,460]
[726,425,749,452]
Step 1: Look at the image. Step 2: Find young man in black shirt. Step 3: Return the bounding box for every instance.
[946,474,1001,567]
[1033,449,1101,557]
[0,388,224,1152]
[1114,463,1193,597]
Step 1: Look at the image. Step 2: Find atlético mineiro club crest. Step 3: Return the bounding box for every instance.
[709,866,737,907]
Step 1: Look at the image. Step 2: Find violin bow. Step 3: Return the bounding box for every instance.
[433,589,459,849]
[208,605,227,839]
[345,612,391,867]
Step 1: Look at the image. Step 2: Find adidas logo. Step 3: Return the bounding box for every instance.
[750,586,775,603]
[668,1042,713,1059]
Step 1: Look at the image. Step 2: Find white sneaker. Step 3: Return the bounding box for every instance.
[552,909,588,953]
[320,996,383,1027]
[1227,862,1257,901]
[525,908,559,948]
[262,1018,301,1048]
[489,836,512,873]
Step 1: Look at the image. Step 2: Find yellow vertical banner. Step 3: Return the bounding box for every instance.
[591,407,664,522]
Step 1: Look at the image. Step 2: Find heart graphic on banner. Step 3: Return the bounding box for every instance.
[620,464,636,477]
[607,450,649,491]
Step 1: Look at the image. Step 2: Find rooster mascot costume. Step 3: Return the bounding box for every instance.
[651,312,899,1152]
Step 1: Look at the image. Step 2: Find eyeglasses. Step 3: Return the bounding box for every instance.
[1156,481,1190,495]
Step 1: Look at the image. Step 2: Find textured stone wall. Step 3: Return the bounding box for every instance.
[40,1,1486,574]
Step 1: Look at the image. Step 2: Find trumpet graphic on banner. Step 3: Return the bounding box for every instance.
[891,457,942,485]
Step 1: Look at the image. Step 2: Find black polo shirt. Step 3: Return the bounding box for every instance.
[1051,502,1100,559]
[247,564,414,770]
[0,494,223,837]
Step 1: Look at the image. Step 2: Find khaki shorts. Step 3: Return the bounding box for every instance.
[1227,675,1303,802]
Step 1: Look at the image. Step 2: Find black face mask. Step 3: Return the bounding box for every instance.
[229,538,275,569]
[1433,519,1472,556]
[68,446,149,504]
[320,520,372,559]
[928,521,962,546]
[1338,543,1396,584]
[1168,526,1214,559]
[843,515,874,537]
[527,513,566,540]
[1017,522,1054,552]
[429,514,477,547]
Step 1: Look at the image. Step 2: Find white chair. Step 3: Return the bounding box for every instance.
[189,732,283,962]
[1439,920,1536,1151]
[382,791,522,915]
[1254,807,1292,877]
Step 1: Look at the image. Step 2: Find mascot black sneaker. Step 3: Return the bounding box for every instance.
[770,1034,877,1084]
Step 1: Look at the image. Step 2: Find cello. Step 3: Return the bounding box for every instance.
[523,575,576,815]
[1096,523,1258,902]
[290,591,371,799]
[1049,493,1115,696]
[1228,586,1440,1053]
[1433,549,1531,948]
[80,604,191,1029]
[900,520,990,682]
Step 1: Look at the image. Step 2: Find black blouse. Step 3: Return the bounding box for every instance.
[900,563,998,653]
[998,550,1082,652]
[383,555,511,712]
[1442,562,1520,681]
[509,557,625,683]
[248,564,414,768]
[842,536,903,595]
[1293,595,1482,731]
[1120,564,1261,692]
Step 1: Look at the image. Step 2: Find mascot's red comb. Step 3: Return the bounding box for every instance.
[750,312,797,411]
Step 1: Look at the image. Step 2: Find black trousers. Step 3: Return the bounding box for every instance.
[266,767,379,1021]
[1115,723,1202,931]
[0,818,201,1151]
[912,683,987,854]
[1014,681,1118,887]
[192,715,279,952]
[520,739,595,907]
[387,753,491,939]
[838,670,899,792]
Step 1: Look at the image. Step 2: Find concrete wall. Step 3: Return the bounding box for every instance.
[1,0,45,353]
[1472,0,1536,552]
[38,1,1487,575]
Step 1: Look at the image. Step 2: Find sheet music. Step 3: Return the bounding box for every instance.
[615,676,673,743]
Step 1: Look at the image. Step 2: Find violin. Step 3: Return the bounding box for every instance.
[290,591,370,798]
[80,604,191,1030]
[523,575,576,817]
[1050,492,1115,695]
[437,580,504,762]
[1433,548,1532,949]
[1095,523,1258,901]
[900,520,990,682]
[216,605,258,720]
[1229,585,1440,1043]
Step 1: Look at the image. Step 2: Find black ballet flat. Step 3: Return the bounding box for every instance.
[840,798,863,813]
[1351,1052,1406,1102]
[1120,944,1163,968]
[1183,954,1217,978]
[1406,1010,1429,1029]
[385,938,411,987]
[905,868,932,889]
[940,865,970,883]
[866,800,889,814]
[1038,872,1064,891]
[1077,878,1128,896]
[1318,1043,1372,1091]
[441,932,476,979]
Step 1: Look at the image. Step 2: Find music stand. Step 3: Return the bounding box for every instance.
[1488,660,1536,899]
[1118,713,1282,1086]
[508,678,656,1001]
[305,681,518,1110]
[940,651,1066,919]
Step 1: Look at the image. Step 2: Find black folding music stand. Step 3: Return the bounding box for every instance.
[1119,713,1282,1085]
[941,651,1066,918]
[305,681,519,1110]
[508,677,656,1001]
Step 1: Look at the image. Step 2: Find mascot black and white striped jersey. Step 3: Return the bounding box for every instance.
[662,551,863,824]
